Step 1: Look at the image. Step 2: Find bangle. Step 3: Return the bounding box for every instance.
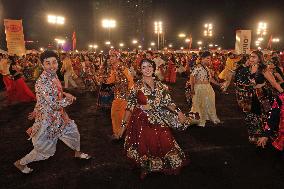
[121,120,127,128]
[174,107,181,114]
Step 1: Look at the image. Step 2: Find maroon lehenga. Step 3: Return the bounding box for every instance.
[124,80,189,175]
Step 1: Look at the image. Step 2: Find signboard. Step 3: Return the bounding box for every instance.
[4,19,26,56]
[235,30,251,54]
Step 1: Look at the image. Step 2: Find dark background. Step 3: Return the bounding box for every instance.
[0,0,283,50]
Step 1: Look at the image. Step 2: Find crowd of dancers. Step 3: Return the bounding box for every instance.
[0,48,284,179]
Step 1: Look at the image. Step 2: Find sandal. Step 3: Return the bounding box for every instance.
[14,160,33,174]
[75,152,91,160]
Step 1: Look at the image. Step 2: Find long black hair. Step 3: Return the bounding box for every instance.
[251,50,266,72]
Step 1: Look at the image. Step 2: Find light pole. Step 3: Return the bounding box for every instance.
[185,38,191,50]
[256,22,267,48]
[102,19,116,40]
[204,23,213,49]
[272,38,280,50]
[47,15,65,50]
[154,21,163,50]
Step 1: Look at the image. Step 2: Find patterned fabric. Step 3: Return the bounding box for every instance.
[234,66,254,112]
[265,93,284,151]
[191,65,210,82]
[245,72,278,140]
[126,79,189,130]
[97,83,114,109]
[124,79,189,173]
[107,67,134,100]
[185,80,192,109]
[27,71,74,140]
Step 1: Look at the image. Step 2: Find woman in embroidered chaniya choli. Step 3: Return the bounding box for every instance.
[14,51,91,174]
[119,59,198,179]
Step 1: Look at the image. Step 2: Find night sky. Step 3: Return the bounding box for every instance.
[0,0,284,50]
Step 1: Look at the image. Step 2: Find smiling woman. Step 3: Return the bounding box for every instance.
[118,58,193,179]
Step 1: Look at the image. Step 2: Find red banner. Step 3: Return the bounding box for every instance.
[4,19,26,56]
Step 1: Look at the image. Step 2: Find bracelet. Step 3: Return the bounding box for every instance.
[121,120,127,128]
[174,107,181,115]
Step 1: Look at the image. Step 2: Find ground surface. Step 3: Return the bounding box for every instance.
[0,76,283,189]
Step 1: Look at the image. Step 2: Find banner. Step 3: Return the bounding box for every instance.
[235,30,251,54]
[4,19,26,56]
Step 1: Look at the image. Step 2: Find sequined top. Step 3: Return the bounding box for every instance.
[30,71,73,139]
[126,79,186,129]
[191,64,210,82]
[107,66,134,100]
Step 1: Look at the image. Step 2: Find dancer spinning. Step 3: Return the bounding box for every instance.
[119,59,191,179]
[14,51,90,174]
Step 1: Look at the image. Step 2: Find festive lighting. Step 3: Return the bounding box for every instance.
[178,33,186,38]
[204,23,213,37]
[150,42,155,46]
[272,38,280,42]
[132,40,138,44]
[185,38,191,42]
[119,43,124,47]
[55,38,65,45]
[102,19,116,28]
[47,15,65,25]
[197,41,203,45]
[105,41,111,45]
[257,22,267,36]
[154,21,163,34]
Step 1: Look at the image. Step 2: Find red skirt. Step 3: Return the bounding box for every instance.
[10,78,36,103]
[124,107,189,174]
[3,76,14,102]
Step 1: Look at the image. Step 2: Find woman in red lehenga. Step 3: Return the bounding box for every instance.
[119,59,192,179]
[8,56,36,103]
